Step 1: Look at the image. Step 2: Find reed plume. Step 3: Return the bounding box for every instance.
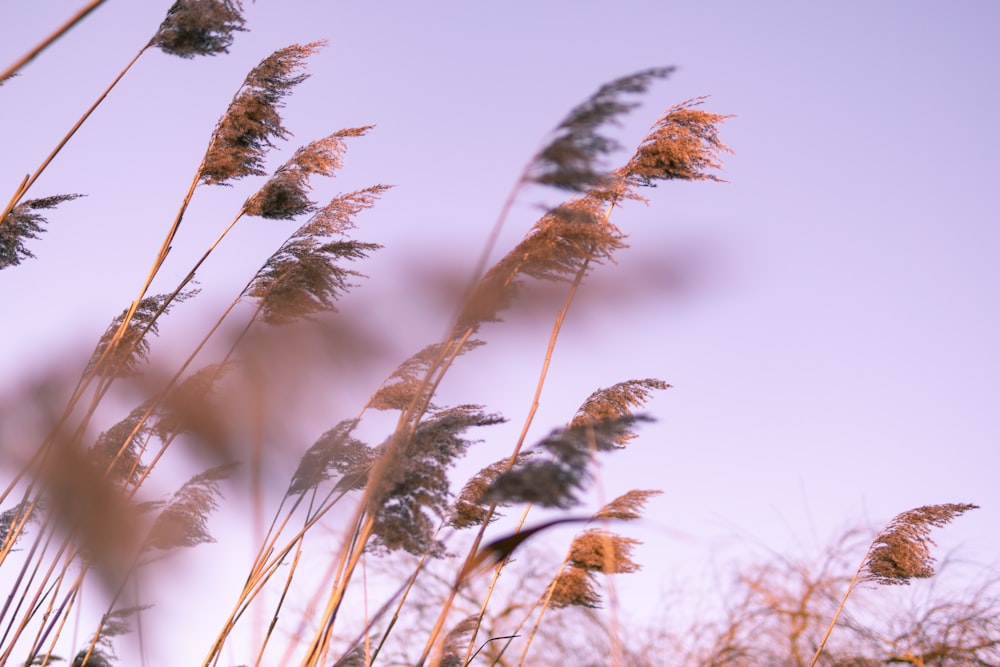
[618,97,733,190]
[150,0,246,58]
[0,501,34,550]
[201,41,325,185]
[143,463,236,551]
[74,605,148,667]
[592,488,662,521]
[294,184,392,237]
[447,453,535,530]
[246,238,379,325]
[438,615,478,667]
[809,503,979,666]
[245,240,378,329]
[367,405,505,557]
[370,341,485,413]
[0,194,82,270]
[570,378,671,443]
[481,416,650,510]
[243,128,374,220]
[480,379,666,511]
[286,419,372,497]
[92,404,152,486]
[527,67,674,191]
[244,182,387,326]
[862,503,979,586]
[86,290,198,377]
[331,645,367,667]
[455,195,626,333]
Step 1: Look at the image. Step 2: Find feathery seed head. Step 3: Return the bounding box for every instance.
[243,128,374,219]
[568,529,641,574]
[93,403,153,486]
[0,194,83,269]
[594,489,662,521]
[622,97,733,189]
[300,184,393,237]
[368,405,504,556]
[863,503,978,586]
[151,0,246,58]
[482,415,651,509]
[200,42,325,185]
[571,378,670,445]
[246,238,380,325]
[144,463,236,551]
[550,566,602,609]
[0,501,34,551]
[245,184,384,325]
[455,195,625,333]
[528,67,675,192]
[331,647,367,667]
[370,339,483,413]
[86,289,198,377]
[448,452,534,529]
[440,615,479,667]
[287,419,374,496]
[76,606,150,667]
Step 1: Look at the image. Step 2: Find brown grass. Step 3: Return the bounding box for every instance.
[1,5,988,667]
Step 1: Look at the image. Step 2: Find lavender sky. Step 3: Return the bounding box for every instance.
[2,1,998,663]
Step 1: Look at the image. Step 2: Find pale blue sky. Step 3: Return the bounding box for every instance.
[1,1,998,663]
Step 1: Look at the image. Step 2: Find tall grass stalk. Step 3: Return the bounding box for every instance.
[6,7,984,667]
[0,0,108,84]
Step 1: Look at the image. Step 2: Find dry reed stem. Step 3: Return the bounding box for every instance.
[252,545,304,667]
[293,332,476,662]
[451,222,608,666]
[0,45,143,230]
[0,534,71,663]
[30,565,82,665]
[203,485,358,665]
[0,0,107,83]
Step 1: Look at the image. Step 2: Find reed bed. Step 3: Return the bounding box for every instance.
[0,3,986,666]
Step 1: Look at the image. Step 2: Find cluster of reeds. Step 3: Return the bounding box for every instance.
[0,3,980,666]
[544,522,998,666]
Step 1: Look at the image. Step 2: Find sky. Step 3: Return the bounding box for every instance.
[1,1,999,664]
